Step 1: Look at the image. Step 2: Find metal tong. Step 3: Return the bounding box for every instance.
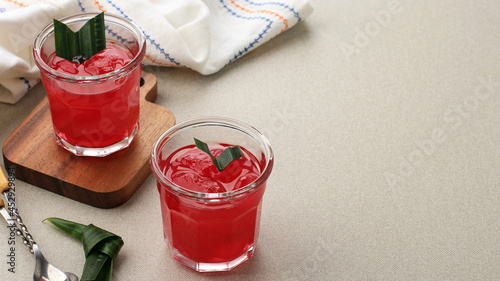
[0,166,79,281]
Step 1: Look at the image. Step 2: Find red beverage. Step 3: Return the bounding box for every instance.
[151,117,274,272]
[157,143,265,263]
[162,144,262,193]
[42,43,140,148]
[33,13,146,156]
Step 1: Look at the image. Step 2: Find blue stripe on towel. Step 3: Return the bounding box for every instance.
[104,0,187,67]
[19,77,31,92]
[76,0,86,12]
[77,0,186,67]
[105,28,135,45]
[219,0,274,65]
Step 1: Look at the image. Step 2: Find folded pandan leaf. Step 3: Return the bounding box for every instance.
[53,12,106,63]
[44,217,124,281]
[194,138,242,172]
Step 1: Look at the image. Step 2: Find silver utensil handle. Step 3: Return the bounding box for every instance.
[14,218,35,253]
[4,190,36,252]
[0,204,35,254]
[0,167,36,254]
[4,192,35,238]
[0,192,36,256]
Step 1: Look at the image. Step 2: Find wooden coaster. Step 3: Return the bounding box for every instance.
[2,72,175,208]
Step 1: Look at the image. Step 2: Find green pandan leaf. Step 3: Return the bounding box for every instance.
[44,217,123,281]
[54,12,106,63]
[81,251,110,280]
[81,224,123,260]
[194,138,243,172]
[43,217,85,240]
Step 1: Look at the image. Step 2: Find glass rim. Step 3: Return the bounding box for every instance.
[150,117,274,200]
[32,12,146,82]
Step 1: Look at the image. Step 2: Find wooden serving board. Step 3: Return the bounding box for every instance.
[2,72,175,208]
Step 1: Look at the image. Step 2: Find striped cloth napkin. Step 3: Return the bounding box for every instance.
[0,0,313,104]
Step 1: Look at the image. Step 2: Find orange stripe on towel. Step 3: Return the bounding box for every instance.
[90,0,107,12]
[3,0,28,7]
[230,0,288,32]
[145,54,184,68]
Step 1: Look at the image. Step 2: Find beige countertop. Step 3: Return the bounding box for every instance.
[1,0,499,280]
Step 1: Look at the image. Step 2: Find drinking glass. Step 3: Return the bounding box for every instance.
[33,12,146,157]
[150,117,274,272]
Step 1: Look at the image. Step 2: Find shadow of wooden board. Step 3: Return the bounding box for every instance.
[2,71,175,208]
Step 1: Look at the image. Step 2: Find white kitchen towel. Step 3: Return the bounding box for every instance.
[0,0,313,104]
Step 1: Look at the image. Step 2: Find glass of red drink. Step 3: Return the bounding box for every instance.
[33,13,146,156]
[150,117,274,272]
